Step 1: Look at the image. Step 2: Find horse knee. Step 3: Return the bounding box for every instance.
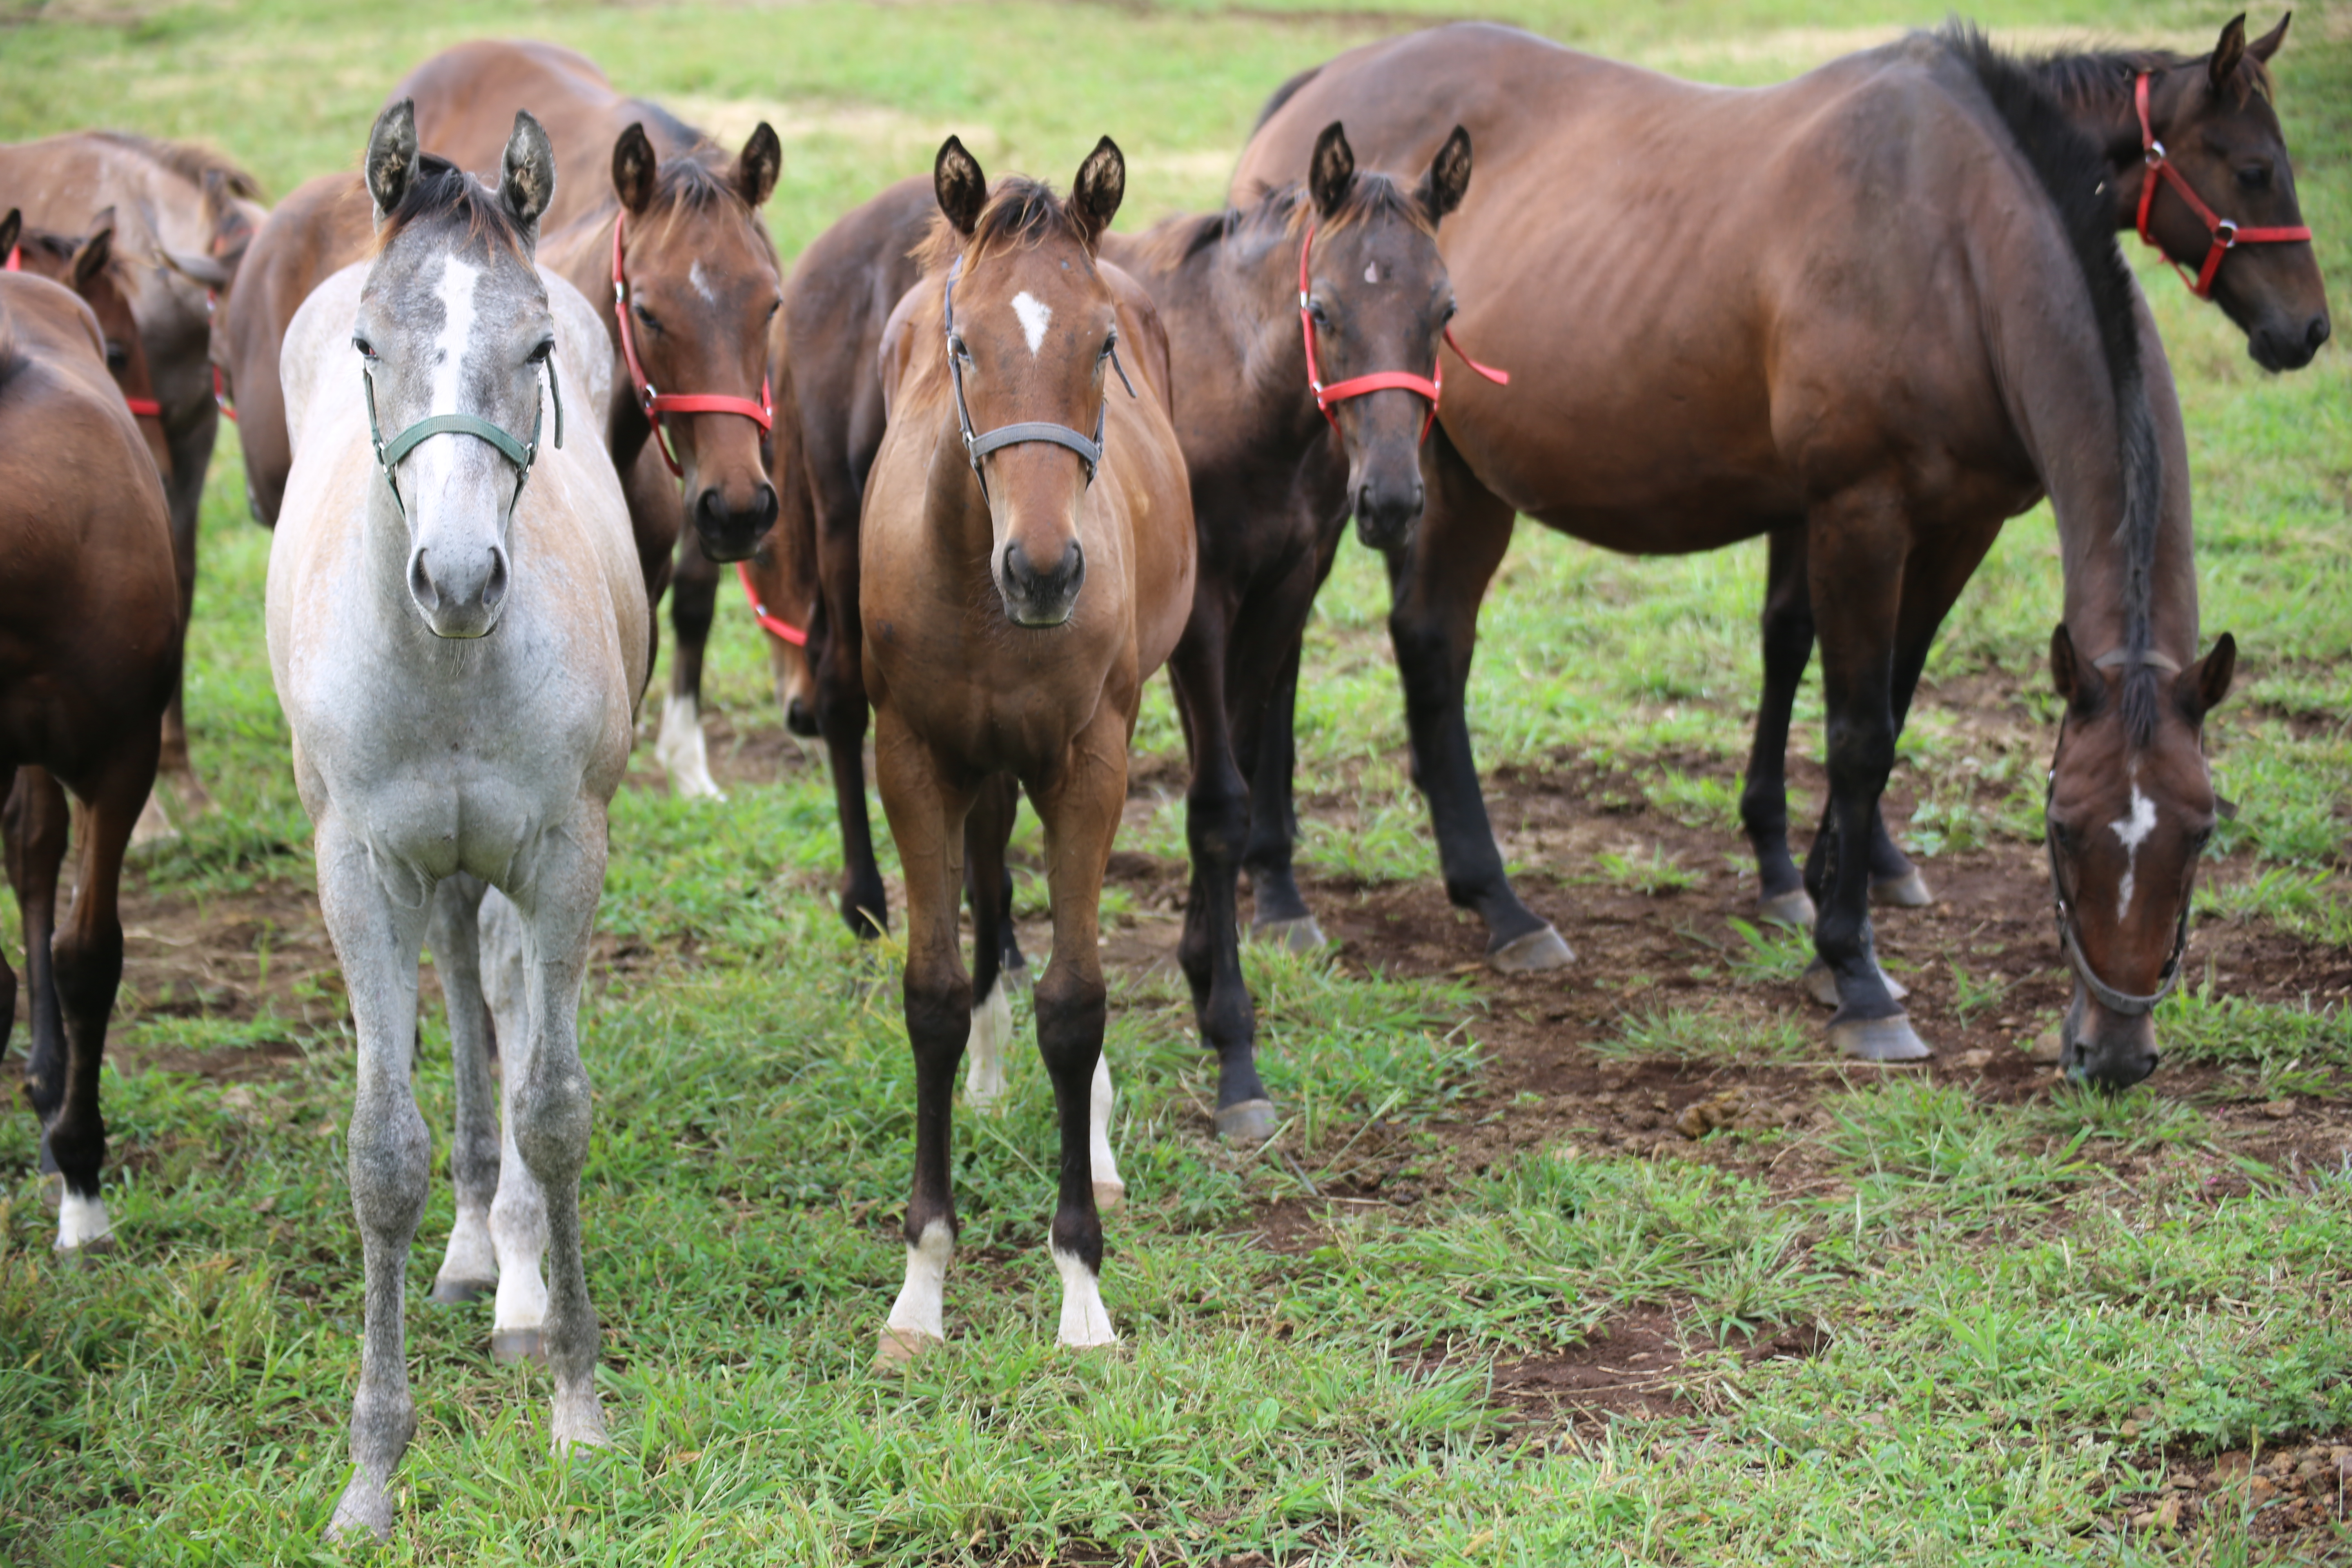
[49,924,124,1023]
[1823,717,1895,791]
[1033,971,1107,1076]
[1185,775,1248,867]
[512,1062,593,1186]
[904,964,970,1056]
[347,1090,431,1234]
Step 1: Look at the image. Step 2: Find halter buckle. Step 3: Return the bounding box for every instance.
[2214,218,2238,249]
[2145,140,2167,169]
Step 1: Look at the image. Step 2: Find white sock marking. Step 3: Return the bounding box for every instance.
[57,1191,112,1251]
[886,1219,953,1343]
[655,690,726,802]
[1011,291,1051,356]
[1088,1052,1124,1204]
[964,975,1011,1109]
[689,258,717,307]
[2110,777,2158,922]
[1052,1244,1117,1348]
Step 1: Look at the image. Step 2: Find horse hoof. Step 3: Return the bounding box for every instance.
[1251,914,1327,953]
[1801,958,1907,1008]
[1092,1179,1127,1212]
[1757,888,1816,930]
[1002,956,1033,995]
[429,1276,496,1305]
[875,1326,942,1368]
[1214,1098,1281,1145]
[54,1233,116,1265]
[1871,869,1933,908]
[490,1327,546,1366]
[1488,924,1574,974]
[1829,1013,1933,1062]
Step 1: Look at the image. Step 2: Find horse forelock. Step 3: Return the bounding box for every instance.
[914,178,1092,276]
[373,156,530,262]
[629,151,779,271]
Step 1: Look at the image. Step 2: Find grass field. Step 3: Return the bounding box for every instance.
[4,0,2352,1561]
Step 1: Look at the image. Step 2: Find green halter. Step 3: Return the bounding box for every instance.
[363,358,563,520]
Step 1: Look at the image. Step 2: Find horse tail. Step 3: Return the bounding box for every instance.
[1253,65,1322,131]
[1941,22,2165,730]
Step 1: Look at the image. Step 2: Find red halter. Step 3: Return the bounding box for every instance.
[2135,72,2312,300]
[8,244,163,419]
[204,288,236,422]
[612,210,773,479]
[734,558,808,648]
[1298,223,1507,441]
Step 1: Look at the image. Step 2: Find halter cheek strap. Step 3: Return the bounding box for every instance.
[5,245,163,421]
[363,354,562,522]
[2134,72,2313,300]
[1297,223,1508,442]
[612,210,773,480]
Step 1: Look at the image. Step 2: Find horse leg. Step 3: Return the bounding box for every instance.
[478,886,549,1365]
[1029,703,1129,1348]
[655,525,727,802]
[1742,526,1820,929]
[872,706,973,1362]
[1170,599,1276,1144]
[1804,487,1929,1063]
[1387,434,1570,971]
[425,873,499,1304]
[142,425,212,839]
[1242,587,1321,951]
[961,772,1017,1113]
[4,768,70,1189]
[817,526,886,941]
[505,812,611,1452]
[315,820,434,1542]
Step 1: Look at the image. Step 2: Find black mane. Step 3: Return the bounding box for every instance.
[1940,22,2164,739]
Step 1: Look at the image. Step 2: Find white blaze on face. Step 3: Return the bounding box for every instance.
[1011,291,1052,356]
[416,254,483,501]
[1364,261,1379,284]
[689,258,717,306]
[2110,775,2159,923]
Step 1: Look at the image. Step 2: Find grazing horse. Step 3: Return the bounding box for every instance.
[0,132,266,835]
[746,126,1487,1136]
[1739,13,2327,938]
[268,104,645,1538]
[0,263,180,1256]
[864,138,1192,1357]
[2,207,173,478]
[1239,23,2243,1082]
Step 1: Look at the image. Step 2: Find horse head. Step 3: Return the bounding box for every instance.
[929,134,1127,629]
[2142,13,2329,370]
[1296,121,1475,551]
[2,207,171,479]
[610,119,784,561]
[354,99,558,640]
[2044,625,2237,1090]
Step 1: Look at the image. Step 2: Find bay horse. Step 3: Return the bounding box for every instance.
[747,127,1488,1137]
[1239,22,2246,1084]
[2,207,173,478]
[268,103,646,1538]
[1739,13,2327,942]
[0,259,180,1256]
[0,132,265,835]
[864,137,1192,1358]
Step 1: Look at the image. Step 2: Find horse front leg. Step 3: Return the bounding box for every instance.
[4,768,70,1195]
[425,873,499,1305]
[504,810,612,1452]
[1805,489,1930,1063]
[1386,433,1570,972]
[1170,603,1276,1144]
[145,416,213,835]
[1241,552,1325,951]
[1029,706,1130,1348]
[476,887,549,1365]
[1743,526,1818,928]
[314,818,434,1541]
[817,528,887,942]
[960,772,1019,1112]
[873,708,973,1362]
[655,520,727,802]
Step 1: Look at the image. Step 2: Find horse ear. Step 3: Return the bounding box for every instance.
[2210,13,2249,91]
[1070,136,1124,249]
[71,208,116,290]
[1309,121,1354,220]
[501,110,557,241]
[2049,624,2083,704]
[0,209,20,264]
[157,248,232,290]
[2248,12,2290,64]
[364,98,421,224]
[2185,631,2237,717]
[935,136,987,237]
[736,122,782,211]
[1419,125,1472,225]
[612,122,658,216]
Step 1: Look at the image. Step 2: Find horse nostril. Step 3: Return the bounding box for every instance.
[482,547,510,609]
[408,548,439,610]
[2311,316,2332,351]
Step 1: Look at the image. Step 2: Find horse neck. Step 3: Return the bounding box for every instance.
[1147,211,1322,447]
[2031,53,2168,225]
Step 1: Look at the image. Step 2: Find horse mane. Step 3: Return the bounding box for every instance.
[1134,169,1431,274]
[87,130,265,201]
[2027,43,2274,115]
[1940,22,2164,743]
[373,153,530,259]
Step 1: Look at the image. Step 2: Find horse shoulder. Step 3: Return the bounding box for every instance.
[279,262,367,457]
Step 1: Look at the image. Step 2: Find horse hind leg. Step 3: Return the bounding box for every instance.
[426,874,499,1304]
[4,769,71,1198]
[478,887,550,1365]
[655,526,728,802]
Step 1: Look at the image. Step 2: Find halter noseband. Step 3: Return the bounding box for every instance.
[1297,222,1508,442]
[613,209,774,480]
[942,254,1136,503]
[5,244,163,421]
[2134,71,2313,301]
[363,353,561,523]
[2042,647,2194,1018]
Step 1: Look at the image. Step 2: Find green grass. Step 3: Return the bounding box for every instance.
[4,0,2352,1562]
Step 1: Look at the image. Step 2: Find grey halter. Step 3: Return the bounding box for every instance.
[363,356,563,521]
[942,254,1135,501]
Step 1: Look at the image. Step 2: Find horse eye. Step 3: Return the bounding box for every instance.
[1442,299,1459,323]
[1100,332,1118,360]
[1307,300,1330,327]
[949,334,970,361]
[352,335,376,359]
[2236,164,2272,192]
[105,343,129,372]
[634,304,660,332]
[527,340,554,365]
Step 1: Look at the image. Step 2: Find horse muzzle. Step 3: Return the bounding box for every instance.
[690,481,778,564]
[1351,470,1425,553]
[998,537,1085,628]
[2247,310,2329,374]
[2059,987,2160,1092]
[408,542,511,639]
